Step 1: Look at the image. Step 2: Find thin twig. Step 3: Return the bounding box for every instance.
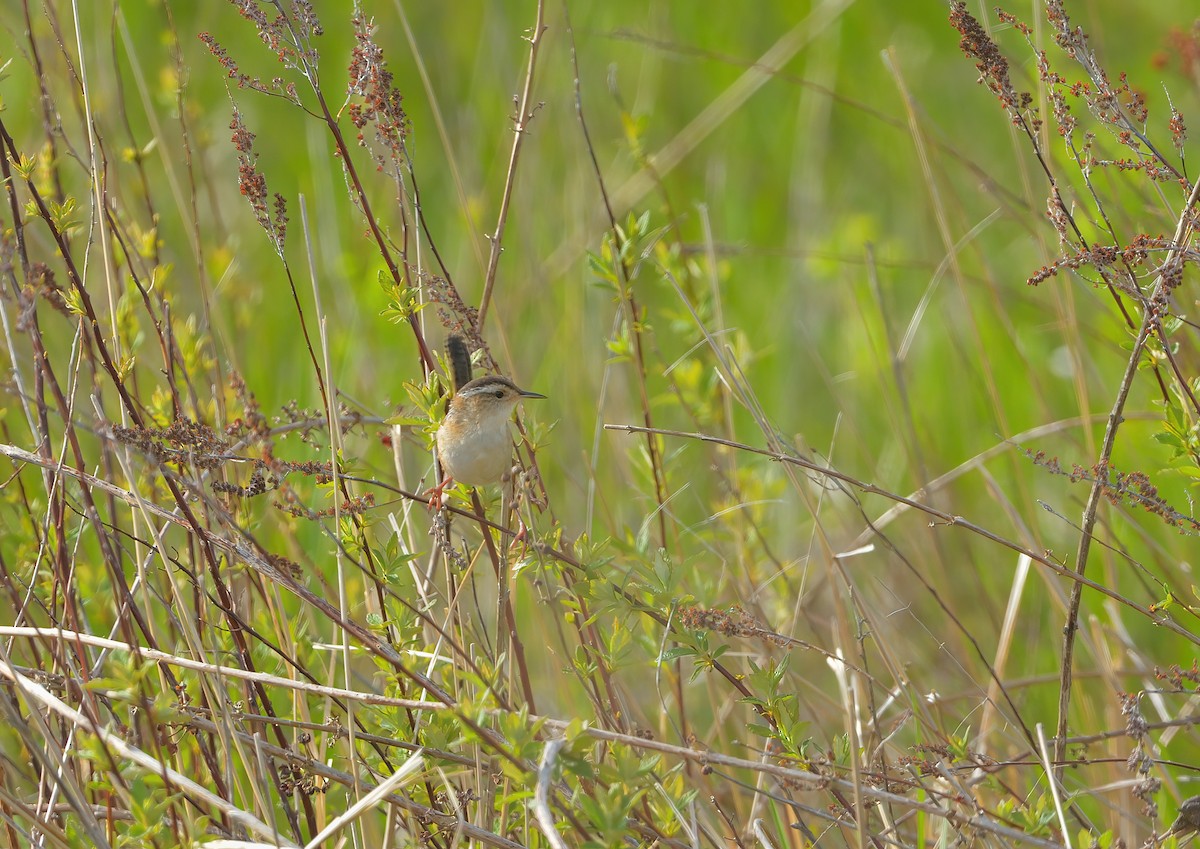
[1054,175,1200,776]
[600,423,1200,648]
[476,0,546,331]
[532,738,569,849]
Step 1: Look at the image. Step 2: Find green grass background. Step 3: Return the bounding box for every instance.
[2,0,1199,843]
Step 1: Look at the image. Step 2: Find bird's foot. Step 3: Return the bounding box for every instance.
[425,477,454,510]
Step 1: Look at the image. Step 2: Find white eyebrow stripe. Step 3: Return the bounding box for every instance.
[460,378,515,397]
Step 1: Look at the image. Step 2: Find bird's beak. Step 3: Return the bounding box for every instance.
[519,388,546,399]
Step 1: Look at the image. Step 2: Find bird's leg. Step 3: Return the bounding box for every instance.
[424,475,454,510]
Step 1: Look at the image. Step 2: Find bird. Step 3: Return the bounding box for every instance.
[427,335,544,506]
[433,373,545,496]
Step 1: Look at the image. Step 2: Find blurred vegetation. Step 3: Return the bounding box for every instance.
[0,0,1198,846]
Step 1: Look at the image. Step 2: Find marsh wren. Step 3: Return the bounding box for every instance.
[434,373,545,493]
[428,335,544,507]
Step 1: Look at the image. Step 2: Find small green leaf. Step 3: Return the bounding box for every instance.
[1154,432,1185,450]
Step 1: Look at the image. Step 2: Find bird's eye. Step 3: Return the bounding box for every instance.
[493,390,504,399]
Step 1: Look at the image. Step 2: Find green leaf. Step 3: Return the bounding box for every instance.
[1154,431,1185,450]
[659,645,696,663]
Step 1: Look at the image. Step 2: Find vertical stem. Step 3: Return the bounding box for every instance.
[477,0,547,332]
[1053,176,1200,777]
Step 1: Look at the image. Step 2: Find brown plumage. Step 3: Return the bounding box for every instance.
[435,374,544,487]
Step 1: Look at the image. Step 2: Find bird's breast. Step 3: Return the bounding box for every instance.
[436,418,515,486]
